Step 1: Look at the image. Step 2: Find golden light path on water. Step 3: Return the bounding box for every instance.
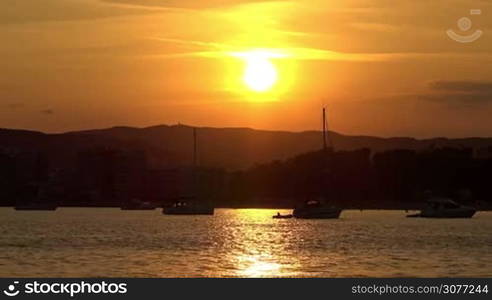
[0,208,491,277]
[226,209,289,277]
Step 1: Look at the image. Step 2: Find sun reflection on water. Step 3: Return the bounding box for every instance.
[2,209,490,277]
[222,209,296,277]
[237,255,282,277]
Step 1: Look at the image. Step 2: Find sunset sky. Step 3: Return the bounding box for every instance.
[1,0,492,137]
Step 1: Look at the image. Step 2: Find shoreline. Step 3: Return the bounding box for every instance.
[2,206,492,211]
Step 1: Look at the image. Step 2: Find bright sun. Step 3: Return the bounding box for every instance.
[243,55,278,92]
[231,50,283,93]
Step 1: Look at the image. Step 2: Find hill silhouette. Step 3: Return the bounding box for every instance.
[1,124,492,170]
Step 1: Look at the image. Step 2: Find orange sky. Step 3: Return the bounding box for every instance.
[1,0,492,137]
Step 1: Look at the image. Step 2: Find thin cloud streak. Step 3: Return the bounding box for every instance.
[145,36,492,62]
[101,0,286,10]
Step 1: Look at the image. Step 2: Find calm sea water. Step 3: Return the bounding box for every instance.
[0,208,491,277]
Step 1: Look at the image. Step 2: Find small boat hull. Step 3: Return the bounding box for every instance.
[120,206,156,210]
[407,210,476,218]
[162,207,214,215]
[407,198,477,218]
[293,208,342,219]
[15,205,57,211]
[120,199,156,210]
[272,214,293,219]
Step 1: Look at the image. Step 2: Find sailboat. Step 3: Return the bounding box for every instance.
[406,198,476,218]
[120,198,156,210]
[293,108,342,219]
[162,127,215,215]
[15,159,59,211]
[14,183,58,211]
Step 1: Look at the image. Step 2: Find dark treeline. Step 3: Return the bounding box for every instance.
[1,146,491,209]
[0,148,224,207]
[228,147,492,209]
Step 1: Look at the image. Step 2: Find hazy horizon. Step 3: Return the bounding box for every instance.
[3,121,492,140]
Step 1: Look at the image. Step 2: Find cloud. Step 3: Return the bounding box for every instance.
[430,81,492,93]
[421,93,492,105]
[349,22,401,33]
[147,36,478,62]
[7,103,24,109]
[423,80,492,105]
[101,0,283,10]
[0,0,157,24]
[41,109,54,115]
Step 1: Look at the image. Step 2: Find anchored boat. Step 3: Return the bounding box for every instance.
[293,200,341,219]
[272,212,293,219]
[162,128,214,216]
[406,198,476,218]
[120,199,156,210]
[15,203,57,211]
[293,108,342,219]
[15,180,58,211]
[163,199,214,215]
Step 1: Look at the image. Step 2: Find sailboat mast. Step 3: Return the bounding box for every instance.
[193,127,197,168]
[322,108,327,151]
[192,127,198,197]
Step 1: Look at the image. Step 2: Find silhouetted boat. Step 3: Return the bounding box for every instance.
[14,204,57,211]
[163,200,214,215]
[406,198,476,218]
[293,200,341,219]
[162,128,215,215]
[272,212,293,219]
[15,178,58,211]
[293,108,342,219]
[120,199,156,210]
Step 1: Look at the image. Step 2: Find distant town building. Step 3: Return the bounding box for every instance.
[75,148,148,205]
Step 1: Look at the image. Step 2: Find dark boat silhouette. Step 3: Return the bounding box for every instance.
[293,108,342,219]
[406,198,476,218]
[15,203,57,211]
[162,128,215,215]
[272,212,293,219]
[163,199,214,215]
[120,199,156,210]
[293,199,341,219]
[15,179,58,211]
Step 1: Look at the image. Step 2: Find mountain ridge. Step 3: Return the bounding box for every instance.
[1,124,492,170]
